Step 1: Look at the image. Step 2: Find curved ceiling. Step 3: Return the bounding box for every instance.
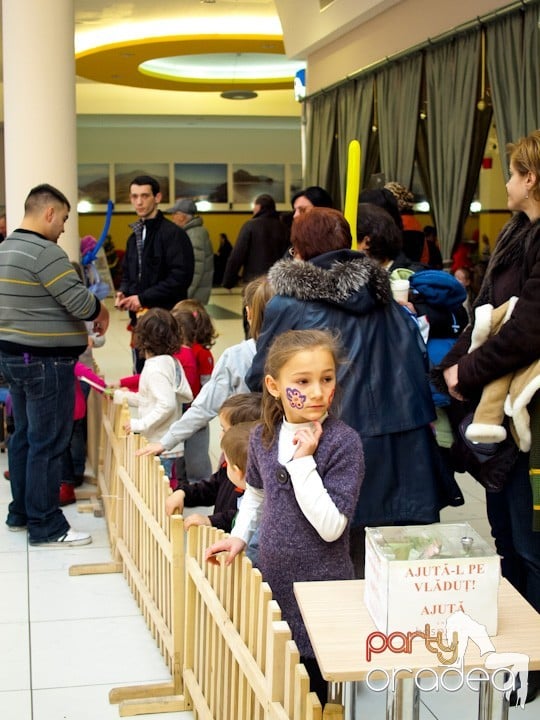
[76,35,304,92]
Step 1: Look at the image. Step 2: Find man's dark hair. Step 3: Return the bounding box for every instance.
[359,188,403,230]
[254,194,276,213]
[25,183,71,213]
[357,203,403,262]
[130,175,160,196]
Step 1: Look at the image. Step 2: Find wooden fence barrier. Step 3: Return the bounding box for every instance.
[183,524,322,720]
[75,394,339,719]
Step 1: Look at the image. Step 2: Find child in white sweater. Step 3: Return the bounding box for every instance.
[114,308,192,477]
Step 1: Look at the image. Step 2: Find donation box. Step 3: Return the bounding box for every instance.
[364,523,500,635]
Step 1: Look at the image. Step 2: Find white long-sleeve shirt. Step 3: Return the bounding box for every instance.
[160,338,256,451]
[114,355,192,449]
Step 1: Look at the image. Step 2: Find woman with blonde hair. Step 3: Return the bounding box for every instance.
[439,129,540,704]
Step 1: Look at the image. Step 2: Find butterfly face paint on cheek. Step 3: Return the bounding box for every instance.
[286,387,306,409]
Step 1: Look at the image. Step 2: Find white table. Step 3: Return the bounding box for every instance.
[294,578,540,719]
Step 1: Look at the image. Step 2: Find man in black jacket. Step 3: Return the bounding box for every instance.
[116,175,194,371]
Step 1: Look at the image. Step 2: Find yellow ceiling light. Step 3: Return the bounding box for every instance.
[76,35,303,92]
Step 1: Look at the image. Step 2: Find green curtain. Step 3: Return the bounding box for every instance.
[486,10,527,180]
[336,76,374,209]
[454,104,493,254]
[425,31,480,260]
[415,68,433,206]
[304,89,338,194]
[522,4,540,136]
[377,54,422,188]
[486,5,540,181]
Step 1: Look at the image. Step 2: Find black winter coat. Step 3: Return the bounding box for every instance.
[178,463,241,532]
[222,209,289,288]
[247,250,454,526]
[120,211,194,310]
[441,213,540,398]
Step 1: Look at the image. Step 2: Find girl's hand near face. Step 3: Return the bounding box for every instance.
[292,420,322,459]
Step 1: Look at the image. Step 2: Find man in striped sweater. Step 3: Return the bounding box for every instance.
[0,184,109,547]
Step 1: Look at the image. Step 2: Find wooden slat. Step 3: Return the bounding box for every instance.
[85,394,327,720]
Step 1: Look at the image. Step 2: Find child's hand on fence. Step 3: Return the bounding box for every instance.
[184,514,211,530]
[136,442,164,457]
[165,489,185,516]
[123,420,131,433]
[205,537,246,566]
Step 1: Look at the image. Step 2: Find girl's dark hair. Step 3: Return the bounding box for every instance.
[291,207,351,261]
[134,308,181,357]
[172,299,217,347]
[357,203,403,262]
[291,186,334,210]
[171,305,198,345]
[261,329,342,446]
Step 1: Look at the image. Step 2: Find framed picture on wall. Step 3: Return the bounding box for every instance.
[173,163,228,204]
[78,164,110,205]
[232,164,285,205]
[115,163,170,204]
[290,164,303,197]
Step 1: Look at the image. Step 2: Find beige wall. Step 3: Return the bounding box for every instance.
[306,0,511,93]
[77,117,302,166]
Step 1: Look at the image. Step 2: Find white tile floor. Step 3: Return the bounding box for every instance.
[0,289,537,718]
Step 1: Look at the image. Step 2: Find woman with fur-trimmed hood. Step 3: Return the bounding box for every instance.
[247,207,459,575]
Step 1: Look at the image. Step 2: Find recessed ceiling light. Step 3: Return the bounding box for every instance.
[140,53,304,81]
[220,90,258,100]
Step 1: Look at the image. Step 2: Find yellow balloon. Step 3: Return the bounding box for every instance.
[344,140,361,250]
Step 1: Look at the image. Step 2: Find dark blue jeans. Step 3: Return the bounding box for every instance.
[0,351,74,542]
[486,452,540,613]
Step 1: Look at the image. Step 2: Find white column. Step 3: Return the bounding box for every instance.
[2,0,79,258]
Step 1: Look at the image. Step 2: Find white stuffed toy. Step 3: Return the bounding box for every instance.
[465,297,540,452]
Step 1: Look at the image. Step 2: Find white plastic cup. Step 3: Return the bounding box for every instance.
[390,278,410,303]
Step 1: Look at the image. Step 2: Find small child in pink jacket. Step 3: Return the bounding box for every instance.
[59,362,107,506]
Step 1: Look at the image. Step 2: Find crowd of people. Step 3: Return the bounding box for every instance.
[1,129,540,706]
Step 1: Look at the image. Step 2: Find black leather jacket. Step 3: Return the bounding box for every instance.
[120,211,194,310]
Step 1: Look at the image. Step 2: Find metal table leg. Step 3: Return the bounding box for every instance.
[386,678,419,720]
[478,682,509,720]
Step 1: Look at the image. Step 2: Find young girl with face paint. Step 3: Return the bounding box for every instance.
[205,329,364,703]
